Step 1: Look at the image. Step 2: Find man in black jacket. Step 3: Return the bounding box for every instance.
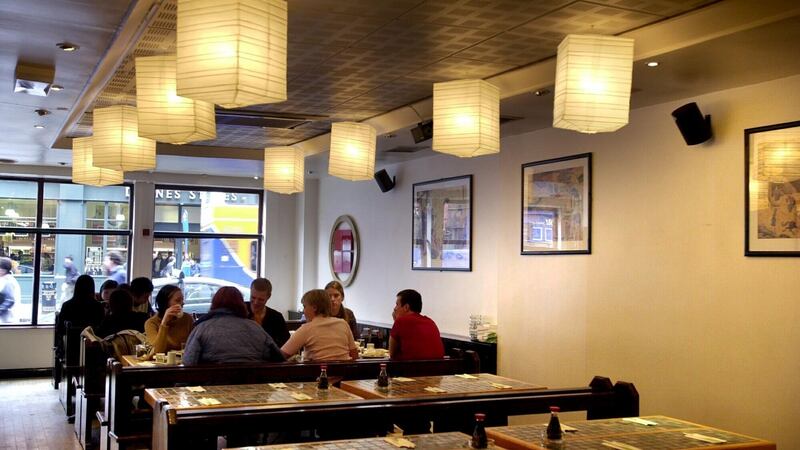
[245,278,290,347]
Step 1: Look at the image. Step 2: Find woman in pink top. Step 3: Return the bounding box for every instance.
[281,289,358,361]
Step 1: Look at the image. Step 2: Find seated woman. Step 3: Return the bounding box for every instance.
[182,287,284,365]
[144,285,193,353]
[97,279,118,315]
[56,275,104,356]
[96,289,148,337]
[281,289,358,362]
[325,280,358,339]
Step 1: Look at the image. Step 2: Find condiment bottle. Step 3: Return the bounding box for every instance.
[317,364,329,389]
[544,406,565,449]
[471,413,488,448]
[376,363,389,388]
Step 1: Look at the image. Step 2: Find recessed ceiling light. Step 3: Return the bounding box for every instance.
[253,176,259,180]
[51,84,64,91]
[33,124,45,129]
[646,61,659,67]
[533,89,551,96]
[56,42,79,52]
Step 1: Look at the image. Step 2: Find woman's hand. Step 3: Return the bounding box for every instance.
[161,304,182,326]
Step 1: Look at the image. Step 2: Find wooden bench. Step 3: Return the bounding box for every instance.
[58,322,84,422]
[74,336,109,449]
[153,376,637,450]
[102,350,479,450]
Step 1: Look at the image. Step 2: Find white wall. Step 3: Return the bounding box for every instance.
[0,328,53,369]
[311,74,800,448]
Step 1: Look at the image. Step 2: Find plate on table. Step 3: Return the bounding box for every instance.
[360,348,389,358]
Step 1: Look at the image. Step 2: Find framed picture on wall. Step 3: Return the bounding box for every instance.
[412,175,472,271]
[521,153,591,255]
[745,120,800,256]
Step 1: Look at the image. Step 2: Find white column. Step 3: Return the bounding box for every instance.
[130,181,155,279]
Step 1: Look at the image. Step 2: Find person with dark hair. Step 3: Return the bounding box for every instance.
[0,257,21,324]
[389,289,444,360]
[56,275,104,337]
[325,280,358,339]
[104,251,127,284]
[182,287,284,365]
[130,277,154,315]
[281,289,358,361]
[145,285,193,353]
[246,278,290,347]
[96,289,148,337]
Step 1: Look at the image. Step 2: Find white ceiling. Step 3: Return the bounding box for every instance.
[1,0,800,179]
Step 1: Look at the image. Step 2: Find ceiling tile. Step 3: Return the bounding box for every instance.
[405,57,515,83]
[589,0,717,17]
[400,0,572,30]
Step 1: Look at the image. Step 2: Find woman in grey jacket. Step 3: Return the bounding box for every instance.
[183,287,284,365]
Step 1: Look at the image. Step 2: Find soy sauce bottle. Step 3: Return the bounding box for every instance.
[317,364,329,390]
[376,363,389,389]
[471,413,488,449]
[544,406,564,449]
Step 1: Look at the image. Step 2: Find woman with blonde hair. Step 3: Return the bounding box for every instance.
[325,280,357,339]
[281,289,357,361]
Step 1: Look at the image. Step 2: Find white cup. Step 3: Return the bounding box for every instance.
[167,351,177,365]
[367,343,375,350]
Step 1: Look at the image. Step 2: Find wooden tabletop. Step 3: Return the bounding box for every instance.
[339,373,545,400]
[225,431,511,449]
[144,382,364,410]
[486,415,776,450]
[119,354,181,368]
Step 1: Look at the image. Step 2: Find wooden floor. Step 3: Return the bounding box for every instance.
[0,378,82,450]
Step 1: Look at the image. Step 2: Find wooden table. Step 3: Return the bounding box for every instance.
[119,354,182,368]
[486,415,776,450]
[144,382,363,409]
[226,431,512,449]
[339,373,545,400]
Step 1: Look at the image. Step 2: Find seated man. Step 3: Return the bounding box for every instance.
[389,289,444,360]
[246,278,290,347]
[130,277,154,315]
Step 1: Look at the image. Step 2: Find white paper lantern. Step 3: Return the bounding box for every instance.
[432,79,500,157]
[176,0,287,108]
[92,105,157,172]
[758,139,800,182]
[135,55,216,144]
[72,137,124,186]
[264,146,304,194]
[553,34,634,134]
[328,122,376,181]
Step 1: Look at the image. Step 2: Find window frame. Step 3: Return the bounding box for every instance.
[0,176,134,327]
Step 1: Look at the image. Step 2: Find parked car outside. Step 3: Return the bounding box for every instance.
[152,276,251,315]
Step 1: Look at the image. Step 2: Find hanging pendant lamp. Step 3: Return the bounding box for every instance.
[72,137,124,186]
[92,105,157,172]
[432,79,500,157]
[553,34,634,134]
[264,146,304,194]
[176,0,288,108]
[135,55,216,144]
[328,122,376,181]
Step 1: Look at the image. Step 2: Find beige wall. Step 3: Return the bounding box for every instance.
[0,328,53,369]
[314,74,800,447]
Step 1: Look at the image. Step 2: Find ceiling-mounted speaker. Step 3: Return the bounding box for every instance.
[671,102,712,145]
[374,169,396,193]
[410,120,433,144]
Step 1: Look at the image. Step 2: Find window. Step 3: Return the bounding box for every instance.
[0,178,133,326]
[152,186,262,314]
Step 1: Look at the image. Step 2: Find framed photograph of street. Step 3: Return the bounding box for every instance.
[412,175,472,271]
[521,153,591,255]
[745,120,800,256]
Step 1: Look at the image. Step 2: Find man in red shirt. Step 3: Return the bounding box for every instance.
[389,289,444,360]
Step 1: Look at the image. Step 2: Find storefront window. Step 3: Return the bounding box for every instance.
[152,187,262,314]
[0,178,132,326]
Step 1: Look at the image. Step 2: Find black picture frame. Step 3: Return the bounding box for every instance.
[745,120,800,256]
[521,153,592,255]
[412,174,472,271]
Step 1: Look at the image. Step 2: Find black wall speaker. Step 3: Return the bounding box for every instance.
[671,102,712,145]
[374,169,396,193]
[410,120,433,144]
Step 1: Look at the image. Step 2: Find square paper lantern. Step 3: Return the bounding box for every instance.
[328,122,376,181]
[92,105,157,172]
[264,146,304,194]
[176,0,287,108]
[432,79,500,157]
[135,55,216,144]
[72,137,123,186]
[553,34,634,134]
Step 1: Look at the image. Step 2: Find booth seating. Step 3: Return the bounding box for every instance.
[57,322,84,422]
[98,349,480,450]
